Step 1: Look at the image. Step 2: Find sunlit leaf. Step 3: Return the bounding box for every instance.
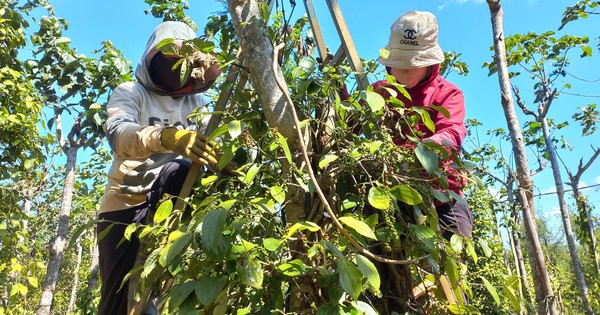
[389,184,423,205]
[283,221,321,241]
[318,154,339,169]
[481,276,500,306]
[243,164,261,185]
[367,187,390,210]
[228,120,245,139]
[355,254,381,295]
[154,199,173,224]
[269,186,286,204]
[361,90,385,112]
[238,256,263,289]
[124,223,137,241]
[339,216,377,240]
[412,224,436,252]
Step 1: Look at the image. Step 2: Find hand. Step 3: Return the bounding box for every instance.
[161,127,218,165]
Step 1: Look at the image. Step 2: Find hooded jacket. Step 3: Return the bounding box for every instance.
[99,21,211,214]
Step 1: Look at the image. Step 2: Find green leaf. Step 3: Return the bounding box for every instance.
[217,142,236,171]
[201,175,218,186]
[159,230,192,267]
[368,141,383,155]
[444,256,459,288]
[238,257,263,289]
[154,199,173,224]
[450,234,464,254]
[414,107,435,132]
[276,132,293,164]
[429,104,450,118]
[367,187,390,210]
[318,154,339,169]
[339,216,377,240]
[228,120,244,139]
[201,209,227,256]
[415,144,438,174]
[354,254,380,295]
[353,301,379,315]
[361,90,386,112]
[207,123,229,142]
[412,224,436,252]
[447,304,479,314]
[169,281,196,311]
[269,186,286,204]
[478,239,492,258]
[379,48,390,60]
[389,184,423,205]
[97,223,115,242]
[124,223,137,241]
[218,199,237,210]
[481,276,500,306]
[337,259,363,300]
[243,164,261,185]
[196,276,227,306]
[466,239,478,264]
[262,238,280,251]
[27,277,38,288]
[277,259,308,276]
[502,281,522,312]
[322,240,345,259]
[283,221,321,241]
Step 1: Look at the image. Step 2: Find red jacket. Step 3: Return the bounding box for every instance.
[369,64,467,196]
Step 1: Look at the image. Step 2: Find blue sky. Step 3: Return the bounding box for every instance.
[46,0,600,229]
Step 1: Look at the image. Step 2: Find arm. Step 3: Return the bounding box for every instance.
[104,84,166,158]
[425,88,467,148]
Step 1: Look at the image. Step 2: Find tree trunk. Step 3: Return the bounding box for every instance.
[507,187,534,314]
[573,186,600,274]
[486,2,558,314]
[87,243,100,295]
[68,240,83,314]
[226,0,316,310]
[539,117,594,315]
[37,145,78,315]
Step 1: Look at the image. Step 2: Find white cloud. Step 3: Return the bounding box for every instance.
[596,175,600,185]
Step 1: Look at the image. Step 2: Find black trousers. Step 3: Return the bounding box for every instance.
[436,200,473,240]
[97,159,191,315]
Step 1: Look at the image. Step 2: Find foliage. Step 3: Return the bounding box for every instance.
[0,0,51,180]
[559,0,600,30]
[117,7,497,314]
[464,186,516,314]
[144,0,198,31]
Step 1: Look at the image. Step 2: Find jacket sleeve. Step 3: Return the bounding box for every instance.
[425,88,467,148]
[104,83,167,158]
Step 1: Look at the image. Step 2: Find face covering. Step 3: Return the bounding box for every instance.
[148,52,190,92]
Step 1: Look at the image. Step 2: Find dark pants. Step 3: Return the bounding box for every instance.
[436,201,473,240]
[97,159,191,315]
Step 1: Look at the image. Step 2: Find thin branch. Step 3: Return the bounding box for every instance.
[512,86,538,118]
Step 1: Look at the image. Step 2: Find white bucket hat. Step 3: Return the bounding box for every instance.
[378,11,445,69]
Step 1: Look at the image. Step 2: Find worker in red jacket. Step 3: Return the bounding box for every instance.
[373,10,472,240]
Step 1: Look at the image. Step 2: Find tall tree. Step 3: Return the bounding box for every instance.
[485,1,558,314]
[564,148,600,274]
[507,29,594,315]
[27,14,132,314]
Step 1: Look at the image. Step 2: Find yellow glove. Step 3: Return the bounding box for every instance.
[161,127,218,165]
